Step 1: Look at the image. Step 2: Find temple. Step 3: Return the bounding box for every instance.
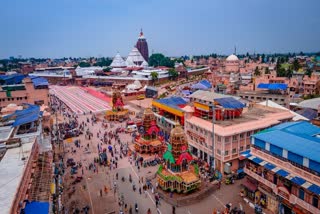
[134,108,164,154]
[157,125,201,193]
[105,91,129,121]
[136,29,149,62]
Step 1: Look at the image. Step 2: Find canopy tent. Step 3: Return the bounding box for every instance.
[215,97,246,109]
[257,83,287,90]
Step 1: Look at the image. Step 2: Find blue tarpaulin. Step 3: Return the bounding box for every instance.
[199,80,212,88]
[29,76,49,87]
[257,83,287,90]
[3,104,40,127]
[191,83,209,90]
[24,201,49,214]
[215,97,245,109]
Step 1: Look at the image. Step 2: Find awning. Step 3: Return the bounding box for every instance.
[242,180,257,192]
[241,151,320,196]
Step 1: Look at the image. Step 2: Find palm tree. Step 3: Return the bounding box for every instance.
[150,71,159,86]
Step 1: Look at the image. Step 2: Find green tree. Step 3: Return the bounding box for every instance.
[168,68,179,80]
[78,62,91,67]
[149,53,174,68]
[103,67,112,72]
[265,67,270,74]
[305,69,312,77]
[150,71,159,85]
[292,59,301,71]
[254,66,261,76]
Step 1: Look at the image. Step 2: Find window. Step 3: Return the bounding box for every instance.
[298,188,305,200]
[246,132,251,137]
[217,149,221,155]
[232,148,237,154]
[225,137,230,143]
[217,136,221,142]
[225,151,229,156]
[312,195,319,208]
[246,144,250,149]
[240,133,244,139]
[240,146,244,151]
[233,135,237,141]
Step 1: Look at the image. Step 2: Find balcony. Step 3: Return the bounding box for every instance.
[245,168,320,213]
[289,194,320,214]
[244,167,277,191]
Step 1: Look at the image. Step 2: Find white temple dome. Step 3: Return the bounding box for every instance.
[226,54,239,61]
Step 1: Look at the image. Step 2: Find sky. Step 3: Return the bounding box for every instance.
[1,0,320,58]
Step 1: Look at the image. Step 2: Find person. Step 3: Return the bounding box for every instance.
[139,187,142,195]
[135,203,138,212]
[129,205,133,214]
[172,206,176,214]
[147,208,151,214]
[144,190,148,198]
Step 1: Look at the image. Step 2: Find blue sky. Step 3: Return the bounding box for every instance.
[1,0,320,58]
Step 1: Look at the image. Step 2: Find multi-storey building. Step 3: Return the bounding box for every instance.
[241,121,320,214]
[0,75,49,108]
[184,90,294,174]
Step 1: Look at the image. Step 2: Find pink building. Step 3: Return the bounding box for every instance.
[0,77,49,108]
[184,90,294,174]
[242,121,320,213]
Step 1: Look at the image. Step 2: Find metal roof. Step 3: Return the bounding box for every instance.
[257,83,288,90]
[254,121,320,163]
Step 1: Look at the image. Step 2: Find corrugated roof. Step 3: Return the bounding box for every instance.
[154,97,187,110]
[254,122,320,163]
[257,83,287,90]
[215,97,245,109]
[199,80,212,88]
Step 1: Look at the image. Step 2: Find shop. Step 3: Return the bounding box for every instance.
[241,177,258,201]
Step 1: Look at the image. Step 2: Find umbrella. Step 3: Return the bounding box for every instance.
[108,145,113,151]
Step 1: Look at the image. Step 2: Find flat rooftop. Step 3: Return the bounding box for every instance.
[187,104,294,136]
[0,141,34,214]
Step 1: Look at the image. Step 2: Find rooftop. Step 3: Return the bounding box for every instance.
[189,90,240,102]
[253,121,320,172]
[0,141,35,213]
[186,104,294,136]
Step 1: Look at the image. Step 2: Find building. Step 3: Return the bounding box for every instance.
[241,121,320,213]
[0,104,52,214]
[136,29,149,62]
[0,75,49,108]
[152,97,188,139]
[224,54,240,73]
[237,90,289,107]
[184,90,294,174]
[126,47,148,67]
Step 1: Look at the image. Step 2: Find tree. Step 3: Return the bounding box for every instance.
[150,71,159,85]
[292,59,301,71]
[149,53,174,68]
[168,68,179,80]
[254,66,261,76]
[103,67,112,72]
[78,62,91,67]
[265,67,270,74]
[305,69,312,77]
